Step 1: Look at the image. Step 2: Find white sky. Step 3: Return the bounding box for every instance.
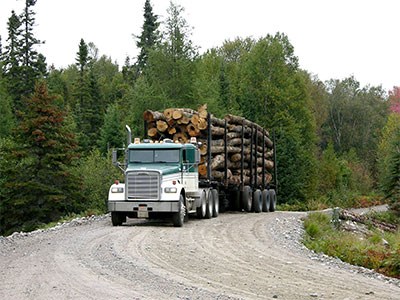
[1,0,399,92]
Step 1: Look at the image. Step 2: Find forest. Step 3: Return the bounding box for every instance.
[0,0,399,235]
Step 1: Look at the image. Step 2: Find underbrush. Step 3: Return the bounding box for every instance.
[303,212,400,279]
[279,193,386,212]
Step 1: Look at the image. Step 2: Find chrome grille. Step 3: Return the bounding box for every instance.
[126,171,160,200]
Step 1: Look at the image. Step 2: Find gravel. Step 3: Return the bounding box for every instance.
[1,210,399,299]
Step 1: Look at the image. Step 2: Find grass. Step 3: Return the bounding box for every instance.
[303,211,400,279]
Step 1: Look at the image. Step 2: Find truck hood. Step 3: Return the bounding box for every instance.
[128,164,181,176]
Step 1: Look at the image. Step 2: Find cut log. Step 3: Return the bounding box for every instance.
[198,118,208,130]
[172,110,184,120]
[210,154,225,170]
[230,153,241,162]
[168,127,177,135]
[198,163,207,177]
[156,120,168,132]
[211,125,225,136]
[198,104,208,119]
[211,146,241,154]
[178,115,191,125]
[199,143,208,156]
[143,110,165,122]
[163,108,174,119]
[212,169,232,180]
[173,132,188,143]
[148,127,158,137]
[191,114,200,125]
[187,123,200,137]
[339,210,398,233]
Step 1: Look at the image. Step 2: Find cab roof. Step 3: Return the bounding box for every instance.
[128,141,196,150]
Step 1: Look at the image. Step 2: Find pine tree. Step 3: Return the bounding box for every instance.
[136,0,159,74]
[2,10,23,110]
[19,0,47,100]
[0,81,83,234]
[98,103,124,155]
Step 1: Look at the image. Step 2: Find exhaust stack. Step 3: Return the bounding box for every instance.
[125,125,132,145]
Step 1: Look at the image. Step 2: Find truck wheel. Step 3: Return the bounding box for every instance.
[205,190,213,219]
[196,189,207,218]
[269,189,277,212]
[172,194,185,227]
[211,189,219,217]
[111,212,124,226]
[241,186,252,212]
[262,189,270,212]
[253,189,262,213]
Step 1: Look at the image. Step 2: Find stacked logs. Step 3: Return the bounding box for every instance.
[143,105,274,187]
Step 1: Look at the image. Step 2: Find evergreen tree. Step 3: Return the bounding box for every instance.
[145,1,197,106]
[0,81,83,234]
[0,72,15,137]
[19,0,47,100]
[98,103,124,155]
[135,0,159,75]
[2,10,23,109]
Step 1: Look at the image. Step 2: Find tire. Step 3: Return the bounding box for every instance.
[205,190,213,219]
[211,189,219,217]
[196,189,207,218]
[172,194,185,227]
[241,186,252,212]
[111,212,125,226]
[262,189,270,212]
[269,189,277,212]
[253,189,262,213]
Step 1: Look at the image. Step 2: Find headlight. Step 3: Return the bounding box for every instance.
[164,187,177,193]
[111,187,124,193]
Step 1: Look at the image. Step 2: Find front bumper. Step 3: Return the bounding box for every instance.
[108,201,179,213]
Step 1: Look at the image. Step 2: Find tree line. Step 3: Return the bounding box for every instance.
[0,0,399,235]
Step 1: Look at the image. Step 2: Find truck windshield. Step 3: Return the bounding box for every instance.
[129,149,180,163]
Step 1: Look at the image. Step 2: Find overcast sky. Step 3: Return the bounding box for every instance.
[1,0,399,92]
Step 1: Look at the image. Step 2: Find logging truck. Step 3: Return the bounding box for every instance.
[107,107,277,227]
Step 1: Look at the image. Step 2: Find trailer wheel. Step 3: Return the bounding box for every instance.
[211,189,219,217]
[205,190,213,219]
[253,189,262,213]
[269,189,277,212]
[111,212,125,226]
[262,189,270,212]
[196,189,207,218]
[241,186,252,212]
[172,194,185,227]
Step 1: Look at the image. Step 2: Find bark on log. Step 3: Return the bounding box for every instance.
[143,110,166,122]
[339,210,398,233]
[210,154,225,170]
[211,125,225,136]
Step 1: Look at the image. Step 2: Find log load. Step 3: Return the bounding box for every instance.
[143,105,274,186]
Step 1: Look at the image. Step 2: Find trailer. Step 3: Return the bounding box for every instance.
[108,108,277,227]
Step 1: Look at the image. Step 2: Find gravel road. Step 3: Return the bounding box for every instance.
[1,211,399,300]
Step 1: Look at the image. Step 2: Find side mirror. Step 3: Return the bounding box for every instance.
[112,149,118,166]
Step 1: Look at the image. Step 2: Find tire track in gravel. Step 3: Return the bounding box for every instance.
[1,211,400,300]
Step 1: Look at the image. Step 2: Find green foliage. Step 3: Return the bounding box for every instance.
[323,77,387,171]
[303,212,400,278]
[72,149,122,213]
[0,81,83,235]
[0,73,15,137]
[99,103,125,154]
[135,0,160,75]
